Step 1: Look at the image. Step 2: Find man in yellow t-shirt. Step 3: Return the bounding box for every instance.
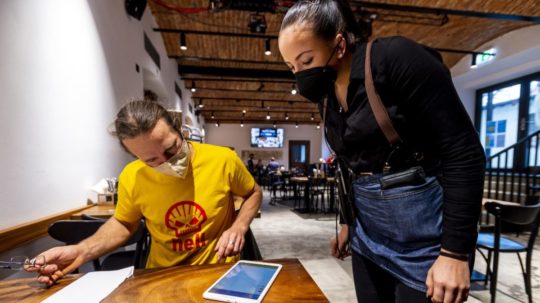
[28,101,262,285]
[116,141,255,267]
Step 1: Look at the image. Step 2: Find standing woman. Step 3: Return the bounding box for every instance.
[278,1,485,303]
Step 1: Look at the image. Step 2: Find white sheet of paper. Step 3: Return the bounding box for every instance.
[41,266,134,303]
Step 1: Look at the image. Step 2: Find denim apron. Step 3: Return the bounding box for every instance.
[349,173,443,292]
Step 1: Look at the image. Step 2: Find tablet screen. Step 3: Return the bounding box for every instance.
[207,262,279,300]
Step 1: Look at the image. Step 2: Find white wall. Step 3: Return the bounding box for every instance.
[0,0,198,229]
[205,123,323,169]
[451,24,540,119]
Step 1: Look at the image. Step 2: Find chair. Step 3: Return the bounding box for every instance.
[48,219,148,271]
[309,177,327,213]
[475,201,540,303]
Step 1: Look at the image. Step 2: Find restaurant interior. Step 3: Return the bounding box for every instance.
[1,1,540,302]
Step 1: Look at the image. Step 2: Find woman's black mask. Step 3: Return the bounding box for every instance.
[294,39,341,104]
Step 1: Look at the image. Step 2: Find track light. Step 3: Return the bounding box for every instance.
[242,109,247,114]
[291,84,297,95]
[180,32,187,51]
[211,112,215,119]
[191,80,196,93]
[240,120,244,127]
[215,121,220,127]
[471,54,478,69]
[266,112,271,120]
[295,122,299,128]
[273,121,277,128]
[198,100,204,108]
[316,123,320,129]
[310,113,314,121]
[264,39,271,56]
[285,113,289,120]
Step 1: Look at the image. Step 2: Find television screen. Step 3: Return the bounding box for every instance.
[250,128,284,148]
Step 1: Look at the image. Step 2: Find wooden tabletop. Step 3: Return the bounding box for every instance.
[0,258,328,303]
[71,198,257,220]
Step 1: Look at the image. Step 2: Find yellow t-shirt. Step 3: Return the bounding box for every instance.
[114,142,255,268]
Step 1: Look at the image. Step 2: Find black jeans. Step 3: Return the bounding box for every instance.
[352,250,430,303]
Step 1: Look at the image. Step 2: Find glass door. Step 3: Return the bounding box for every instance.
[527,79,540,167]
[479,83,521,167]
[289,140,310,175]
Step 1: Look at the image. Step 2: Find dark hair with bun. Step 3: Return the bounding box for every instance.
[280,0,367,47]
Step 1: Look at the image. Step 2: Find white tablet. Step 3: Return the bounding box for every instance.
[203,260,282,303]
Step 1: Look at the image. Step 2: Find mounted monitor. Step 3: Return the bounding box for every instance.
[250,128,284,148]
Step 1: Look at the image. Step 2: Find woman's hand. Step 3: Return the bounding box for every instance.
[26,245,86,286]
[426,251,470,303]
[330,224,351,260]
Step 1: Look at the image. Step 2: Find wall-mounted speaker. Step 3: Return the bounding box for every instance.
[125,0,147,20]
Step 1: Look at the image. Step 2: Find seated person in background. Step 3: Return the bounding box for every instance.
[27,100,262,286]
[246,153,255,175]
[267,157,280,172]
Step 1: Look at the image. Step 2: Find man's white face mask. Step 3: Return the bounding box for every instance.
[152,139,190,178]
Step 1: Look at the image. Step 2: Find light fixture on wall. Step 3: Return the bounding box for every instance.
[264,39,272,56]
[180,32,188,51]
[310,113,314,121]
[291,84,297,95]
[471,54,478,69]
[190,80,196,93]
[295,121,299,128]
[266,112,271,120]
[285,113,289,120]
[215,121,220,127]
[240,120,244,127]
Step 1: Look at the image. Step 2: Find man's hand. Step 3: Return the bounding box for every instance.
[25,245,86,286]
[215,225,246,261]
[330,224,351,260]
[426,251,470,303]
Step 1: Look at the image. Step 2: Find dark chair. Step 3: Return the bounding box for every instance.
[48,219,148,271]
[269,172,284,206]
[309,177,327,213]
[475,201,540,303]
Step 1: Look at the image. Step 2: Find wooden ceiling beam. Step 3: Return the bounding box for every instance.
[179,65,295,79]
[352,1,540,23]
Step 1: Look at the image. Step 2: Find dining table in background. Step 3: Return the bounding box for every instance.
[0,258,329,303]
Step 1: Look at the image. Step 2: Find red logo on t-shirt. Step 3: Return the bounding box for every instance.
[165,201,207,237]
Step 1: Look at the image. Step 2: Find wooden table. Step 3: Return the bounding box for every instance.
[0,258,328,303]
[71,198,259,220]
[71,204,115,220]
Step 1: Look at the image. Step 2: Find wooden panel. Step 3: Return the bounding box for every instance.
[0,205,94,253]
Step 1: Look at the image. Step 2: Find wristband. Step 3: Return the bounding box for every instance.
[439,251,468,261]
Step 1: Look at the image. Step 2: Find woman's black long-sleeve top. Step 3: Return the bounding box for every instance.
[323,36,486,254]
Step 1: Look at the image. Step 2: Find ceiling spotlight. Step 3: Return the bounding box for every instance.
[273,121,277,128]
[295,122,299,128]
[180,32,187,51]
[242,109,247,114]
[240,120,244,127]
[316,123,321,129]
[248,13,267,34]
[285,113,289,120]
[190,80,196,93]
[215,121,220,127]
[264,39,272,56]
[310,113,314,121]
[211,112,215,119]
[291,84,297,95]
[266,112,271,120]
[198,100,204,108]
